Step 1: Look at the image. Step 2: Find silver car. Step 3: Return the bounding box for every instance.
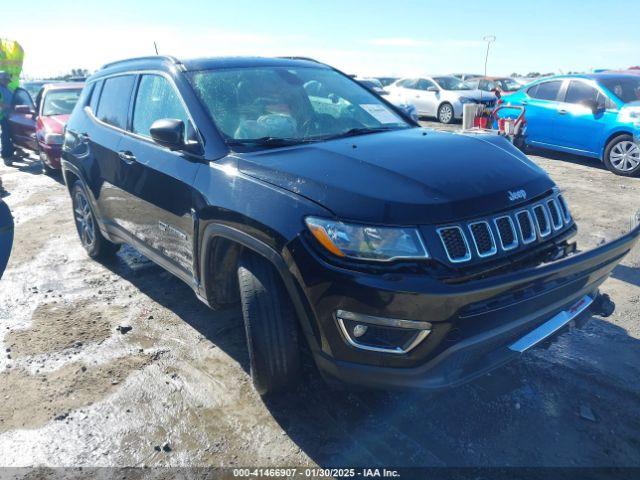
[386,76,497,123]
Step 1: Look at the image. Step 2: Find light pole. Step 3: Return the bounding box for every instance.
[483,35,496,77]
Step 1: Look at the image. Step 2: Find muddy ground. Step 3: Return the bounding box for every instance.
[0,123,639,470]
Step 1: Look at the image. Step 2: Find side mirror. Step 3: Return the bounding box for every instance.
[150,118,185,150]
[582,99,605,114]
[14,104,34,115]
[426,86,439,92]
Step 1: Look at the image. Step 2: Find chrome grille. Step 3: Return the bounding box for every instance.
[436,192,571,264]
[557,194,571,223]
[494,216,518,250]
[516,210,536,244]
[546,198,563,230]
[437,226,471,263]
[468,221,496,257]
[533,204,551,237]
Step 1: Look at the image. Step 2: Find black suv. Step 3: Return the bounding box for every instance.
[62,56,639,395]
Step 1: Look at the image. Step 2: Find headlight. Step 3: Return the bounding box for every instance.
[305,216,429,261]
[458,97,475,104]
[44,132,64,145]
[620,106,640,123]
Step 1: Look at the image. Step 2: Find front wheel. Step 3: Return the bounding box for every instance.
[603,135,640,177]
[237,252,301,395]
[71,181,120,259]
[40,152,54,176]
[437,103,455,124]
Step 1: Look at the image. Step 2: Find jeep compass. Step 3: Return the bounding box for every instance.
[61,56,639,395]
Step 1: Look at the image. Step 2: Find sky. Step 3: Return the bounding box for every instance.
[2,0,639,79]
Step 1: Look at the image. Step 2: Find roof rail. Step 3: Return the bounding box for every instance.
[101,55,181,70]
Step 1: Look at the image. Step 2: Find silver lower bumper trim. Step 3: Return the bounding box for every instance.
[508,294,594,353]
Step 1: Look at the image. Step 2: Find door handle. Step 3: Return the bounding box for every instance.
[118,150,137,164]
[522,100,528,105]
[558,108,568,115]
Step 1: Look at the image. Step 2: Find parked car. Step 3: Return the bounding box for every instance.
[451,73,482,81]
[502,73,640,176]
[62,56,637,395]
[386,76,497,123]
[356,77,386,95]
[465,76,523,95]
[5,82,83,173]
[21,80,53,98]
[376,76,399,87]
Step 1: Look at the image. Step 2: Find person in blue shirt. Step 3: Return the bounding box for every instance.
[0,198,13,279]
[0,71,15,165]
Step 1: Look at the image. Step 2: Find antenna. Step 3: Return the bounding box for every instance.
[482,35,496,77]
[154,42,159,55]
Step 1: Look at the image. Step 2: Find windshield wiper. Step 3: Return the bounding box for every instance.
[227,136,317,148]
[319,126,407,141]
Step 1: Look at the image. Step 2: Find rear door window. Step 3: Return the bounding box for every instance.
[132,74,190,138]
[96,75,135,129]
[564,81,598,104]
[529,80,562,101]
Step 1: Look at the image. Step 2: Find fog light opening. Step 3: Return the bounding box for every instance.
[336,310,431,355]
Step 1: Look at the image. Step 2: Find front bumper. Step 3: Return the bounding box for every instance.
[38,142,62,169]
[290,222,640,390]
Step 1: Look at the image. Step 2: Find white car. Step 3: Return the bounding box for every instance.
[386,76,497,123]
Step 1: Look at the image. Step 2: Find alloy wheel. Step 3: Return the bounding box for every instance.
[73,190,96,248]
[609,141,640,172]
[439,104,453,123]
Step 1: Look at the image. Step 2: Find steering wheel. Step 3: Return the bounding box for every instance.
[300,113,336,137]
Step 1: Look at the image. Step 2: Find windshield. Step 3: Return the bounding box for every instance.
[496,78,522,91]
[42,89,81,116]
[599,76,640,104]
[433,76,473,90]
[188,66,410,147]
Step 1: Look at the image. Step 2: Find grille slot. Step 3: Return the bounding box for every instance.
[533,204,551,237]
[547,199,563,230]
[494,216,518,250]
[437,226,471,263]
[557,194,571,223]
[516,210,536,244]
[468,221,497,257]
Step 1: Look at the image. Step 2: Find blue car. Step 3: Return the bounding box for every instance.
[502,73,640,176]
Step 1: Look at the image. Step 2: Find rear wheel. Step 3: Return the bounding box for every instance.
[71,180,120,259]
[437,103,455,124]
[237,252,301,395]
[604,134,640,177]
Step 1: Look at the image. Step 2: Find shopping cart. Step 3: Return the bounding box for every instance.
[491,105,526,150]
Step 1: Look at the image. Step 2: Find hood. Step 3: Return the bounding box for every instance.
[236,128,555,225]
[38,114,70,134]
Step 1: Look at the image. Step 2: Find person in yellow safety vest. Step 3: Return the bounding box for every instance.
[0,71,15,164]
[0,39,24,91]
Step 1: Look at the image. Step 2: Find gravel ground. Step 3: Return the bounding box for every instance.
[0,124,639,469]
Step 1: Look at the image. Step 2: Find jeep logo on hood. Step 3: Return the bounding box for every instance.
[508,189,527,201]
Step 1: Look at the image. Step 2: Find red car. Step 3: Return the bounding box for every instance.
[6,82,83,174]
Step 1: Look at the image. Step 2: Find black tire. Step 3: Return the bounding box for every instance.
[40,152,54,176]
[237,252,301,395]
[71,180,120,259]
[603,134,640,177]
[437,102,455,124]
